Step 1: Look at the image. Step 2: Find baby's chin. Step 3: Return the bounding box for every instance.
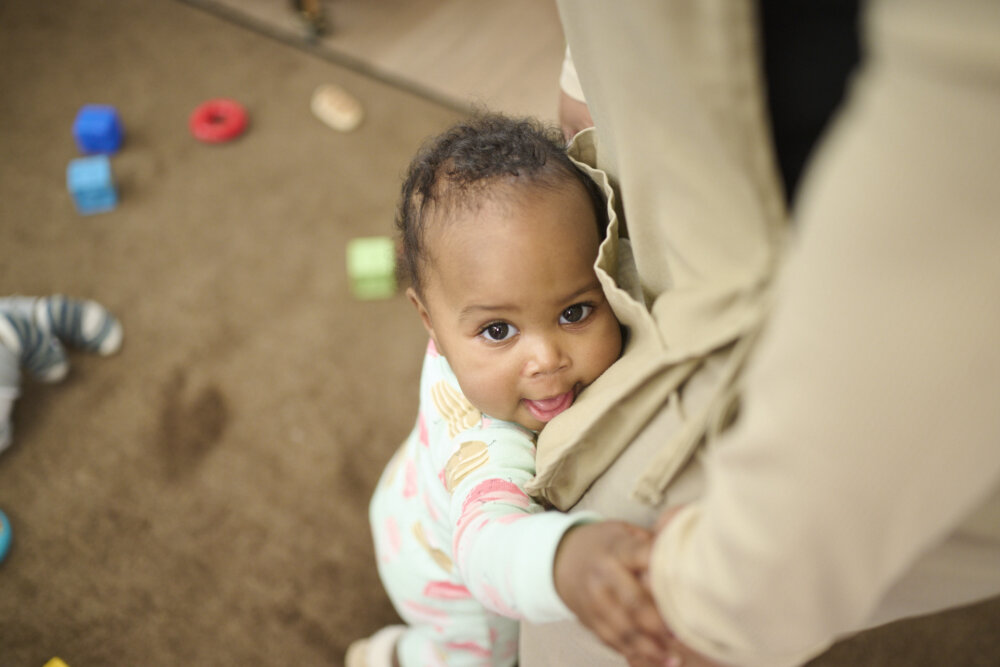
[499,407,544,434]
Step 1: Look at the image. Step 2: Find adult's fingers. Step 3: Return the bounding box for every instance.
[610,522,654,571]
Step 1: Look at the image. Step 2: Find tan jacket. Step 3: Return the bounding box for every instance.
[529,0,786,511]
[525,1,1000,665]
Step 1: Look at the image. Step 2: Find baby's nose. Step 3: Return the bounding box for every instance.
[525,336,567,376]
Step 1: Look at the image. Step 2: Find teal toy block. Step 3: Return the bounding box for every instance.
[66,155,117,215]
[346,236,397,300]
[0,509,10,563]
[73,104,124,154]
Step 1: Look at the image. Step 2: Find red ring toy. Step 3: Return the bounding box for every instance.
[189,98,248,143]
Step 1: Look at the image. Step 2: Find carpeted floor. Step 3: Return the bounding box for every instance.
[177,0,566,123]
[0,0,460,664]
[2,1,998,666]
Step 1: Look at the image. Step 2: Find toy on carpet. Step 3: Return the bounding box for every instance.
[66,155,118,215]
[189,98,249,144]
[0,295,124,454]
[346,236,396,300]
[0,509,11,564]
[293,0,327,41]
[311,83,364,133]
[67,105,122,215]
[43,659,70,667]
[72,105,124,154]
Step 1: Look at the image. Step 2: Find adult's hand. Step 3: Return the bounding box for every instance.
[554,521,673,665]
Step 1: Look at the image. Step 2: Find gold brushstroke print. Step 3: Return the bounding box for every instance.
[412,521,454,572]
[445,440,490,493]
[431,381,481,438]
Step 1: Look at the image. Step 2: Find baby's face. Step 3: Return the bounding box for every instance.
[412,182,621,432]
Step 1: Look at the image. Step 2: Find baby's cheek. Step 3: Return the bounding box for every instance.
[465,375,516,421]
[590,324,623,376]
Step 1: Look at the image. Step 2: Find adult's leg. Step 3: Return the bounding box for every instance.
[522,1,784,662]
[648,0,1000,664]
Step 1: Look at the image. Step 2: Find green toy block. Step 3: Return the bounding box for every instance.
[346,236,397,300]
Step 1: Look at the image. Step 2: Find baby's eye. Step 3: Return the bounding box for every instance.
[560,303,594,324]
[479,321,519,342]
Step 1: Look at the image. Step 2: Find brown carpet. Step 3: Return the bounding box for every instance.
[0,0,460,664]
[1,1,998,666]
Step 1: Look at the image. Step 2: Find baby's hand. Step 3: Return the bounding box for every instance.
[554,521,672,666]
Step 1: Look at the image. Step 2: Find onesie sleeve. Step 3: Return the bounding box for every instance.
[445,426,599,623]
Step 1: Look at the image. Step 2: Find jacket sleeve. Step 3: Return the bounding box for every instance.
[649,2,1000,665]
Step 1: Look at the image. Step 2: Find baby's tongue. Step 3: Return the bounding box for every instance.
[531,395,565,410]
[525,391,573,422]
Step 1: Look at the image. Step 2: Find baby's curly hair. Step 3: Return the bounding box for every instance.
[396,113,607,296]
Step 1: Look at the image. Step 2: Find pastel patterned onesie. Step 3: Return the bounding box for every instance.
[370,339,597,666]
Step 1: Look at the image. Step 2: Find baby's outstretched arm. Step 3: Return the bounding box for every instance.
[554,521,673,666]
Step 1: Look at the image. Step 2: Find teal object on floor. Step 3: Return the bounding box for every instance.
[66,155,118,215]
[0,509,10,563]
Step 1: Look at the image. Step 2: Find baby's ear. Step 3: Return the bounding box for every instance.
[406,288,437,343]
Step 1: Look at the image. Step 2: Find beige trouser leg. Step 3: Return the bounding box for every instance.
[524,0,1000,665]
[521,0,782,662]
[520,354,732,665]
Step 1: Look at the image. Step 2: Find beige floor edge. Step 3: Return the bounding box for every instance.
[180,0,566,122]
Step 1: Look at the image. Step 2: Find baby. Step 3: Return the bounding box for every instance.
[348,114,660,667]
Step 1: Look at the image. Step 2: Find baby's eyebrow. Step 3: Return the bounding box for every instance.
[458,303,518,321]
[458,282,602,322]
[558,282,604,304]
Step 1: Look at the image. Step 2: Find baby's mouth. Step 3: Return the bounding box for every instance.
[523,389,576,423]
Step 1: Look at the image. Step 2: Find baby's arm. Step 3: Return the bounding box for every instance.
[446,428,674,666]
[446,429,598,622]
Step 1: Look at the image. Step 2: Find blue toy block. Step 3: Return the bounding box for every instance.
[66,155,118,215]
[72,105,124,154]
